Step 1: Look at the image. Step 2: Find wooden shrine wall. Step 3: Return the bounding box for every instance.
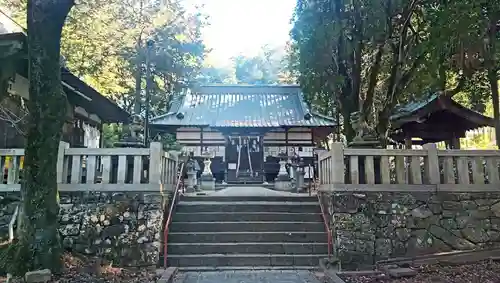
[176,127,315,158]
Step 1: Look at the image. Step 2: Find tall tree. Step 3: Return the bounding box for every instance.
[232,45,291,85]
[290,0,495,144]
[2,0,208,146]
[483,3,500,148]
[12,0,74,274]
[291,0,425,142]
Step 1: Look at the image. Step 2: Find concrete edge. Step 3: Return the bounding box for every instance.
[155,267,178,283]
[319,258,347,283]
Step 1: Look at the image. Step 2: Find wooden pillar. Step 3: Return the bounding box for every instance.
[260,134,264,182]
[444,139,452,149]
[223,134,229,183]
[451,132,461,149]
[200,127,205,174]
[99,122,104,148]
[285,127,289,154]
[404,132,413,149]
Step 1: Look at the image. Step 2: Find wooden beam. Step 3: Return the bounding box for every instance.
[200,127,204,153]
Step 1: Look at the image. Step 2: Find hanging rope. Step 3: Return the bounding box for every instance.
[247,137,253,176]
[236,136,242,177]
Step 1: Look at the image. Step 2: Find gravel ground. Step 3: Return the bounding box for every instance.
[2,253,160,283]
[340,260,500,283]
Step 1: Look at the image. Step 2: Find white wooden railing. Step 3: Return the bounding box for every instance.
[318,143,500,191]
[0,142,179,192]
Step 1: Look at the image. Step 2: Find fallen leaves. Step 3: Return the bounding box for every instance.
[341,259,500,283]
[48,253,159,283]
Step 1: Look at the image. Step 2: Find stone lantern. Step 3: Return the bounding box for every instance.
[200,149,215,191]
[296,158,306,192]
[289,151,300,191]
[274,150,292,191]
[185,155,197,193]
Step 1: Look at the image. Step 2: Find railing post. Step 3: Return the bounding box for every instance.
[56,141,69,184]
[330,142,345,184]
[149,142,163,187]
[316,149,326,185]
[169,151,179,187]
[423,143,440,185]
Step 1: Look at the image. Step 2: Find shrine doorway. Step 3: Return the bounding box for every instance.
[225,135,264,183]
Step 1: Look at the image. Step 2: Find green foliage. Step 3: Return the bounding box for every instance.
[197,65,237,84]
[199,45,295,85]
[102,123,124,148]
[2,0,208,146]
[289,0,500,145]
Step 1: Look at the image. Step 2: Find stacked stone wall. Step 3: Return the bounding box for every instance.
[327,191,500,270]
[1,192,167,266]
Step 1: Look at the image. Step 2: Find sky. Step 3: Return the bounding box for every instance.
[1,0,296,67]
[184,0,296,67]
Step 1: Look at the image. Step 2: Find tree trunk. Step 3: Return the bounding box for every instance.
[486,15,500,149]
[13,0,74,274]
[134,38,142,115]
[487,68,500,150]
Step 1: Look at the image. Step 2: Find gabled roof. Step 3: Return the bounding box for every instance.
[151,85,336,128]
[0,32,129,123]
[391,93,495,130]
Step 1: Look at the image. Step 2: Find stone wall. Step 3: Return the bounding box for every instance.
[0,193,19,243]
[1,192,168,266]
[326,191,500,270]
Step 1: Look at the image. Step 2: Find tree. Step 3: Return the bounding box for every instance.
[199,45,294,85]
[291,0,427,142]
[198,65,237,84]
[2,0,208,146]
[483,3,500,149]
[424,0,500,148]
[290,0,498,145]
[232,45,291,84]
[10,0,75,274]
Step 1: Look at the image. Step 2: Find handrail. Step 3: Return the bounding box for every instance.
[9,205,19,242]
[163,161,185,269]
[317,192,332,259]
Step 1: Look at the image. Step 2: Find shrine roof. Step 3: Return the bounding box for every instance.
[151,85,336,128]
[390,93,495,130]
[0,32,129,123]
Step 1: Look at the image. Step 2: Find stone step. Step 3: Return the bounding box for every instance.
[168,231,328,243]
[176,202,321,213]
[170,221,325,233]
[215,183,275,190]
[166,254,327,267]
[173,212,323,222]
[181,196,318,202]
[174,266,317,271]
[167,242,328,255]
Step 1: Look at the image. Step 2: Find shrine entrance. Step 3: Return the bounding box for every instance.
[225,135,264,184]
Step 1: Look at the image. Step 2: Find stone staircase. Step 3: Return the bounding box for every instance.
[164,195,328,270]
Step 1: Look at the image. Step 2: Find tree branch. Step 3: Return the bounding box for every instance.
[362,44,384,121]
[351,0,363,105]
[441,75,466,97]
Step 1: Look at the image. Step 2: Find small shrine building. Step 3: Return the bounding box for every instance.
[150,85,336,184]
[390,94,495,148]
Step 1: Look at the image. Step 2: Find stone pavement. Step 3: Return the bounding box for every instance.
[173,270,324,283]
[187,186,314,197]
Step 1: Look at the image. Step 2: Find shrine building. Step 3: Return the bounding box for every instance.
[149,85,336,184]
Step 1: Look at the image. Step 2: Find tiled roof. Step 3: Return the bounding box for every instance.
[151,85,336,128]
[390,92,494,129]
